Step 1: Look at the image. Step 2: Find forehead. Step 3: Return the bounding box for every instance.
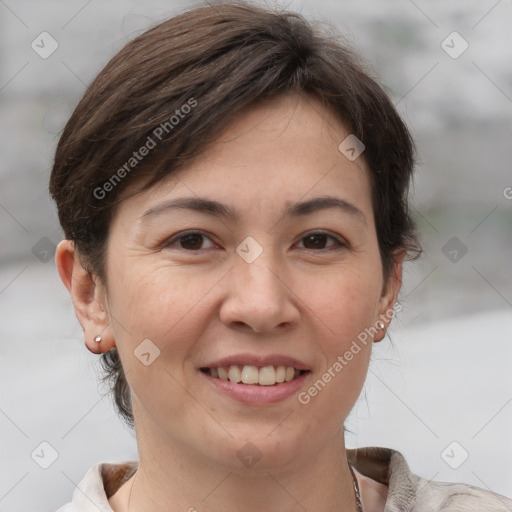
[116,93,373,225]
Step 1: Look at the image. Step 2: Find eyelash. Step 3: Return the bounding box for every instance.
[161,230,347,253]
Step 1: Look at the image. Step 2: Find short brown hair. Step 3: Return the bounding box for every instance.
[50,1,421,429]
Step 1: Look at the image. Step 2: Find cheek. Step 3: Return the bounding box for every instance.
[303,263,383,345]
[107,259,220,341]
[295,270,378,422]
[299,263,381,397]
[104,262,222,426]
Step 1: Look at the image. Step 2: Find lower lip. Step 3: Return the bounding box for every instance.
[200,371,309,405]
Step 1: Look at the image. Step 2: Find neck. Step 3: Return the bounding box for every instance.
[117,424,360,512]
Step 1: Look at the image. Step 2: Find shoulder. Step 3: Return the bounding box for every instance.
[415,479,512,512]
[54,460,138,512]
[347,446,512,512]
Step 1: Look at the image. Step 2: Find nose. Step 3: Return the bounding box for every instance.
[219,250,300,334]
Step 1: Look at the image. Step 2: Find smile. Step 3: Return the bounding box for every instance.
[201,365,308,386]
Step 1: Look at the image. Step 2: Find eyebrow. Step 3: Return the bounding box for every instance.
[140,195,366,225]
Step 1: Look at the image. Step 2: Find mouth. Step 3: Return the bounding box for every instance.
[200,365,310,386]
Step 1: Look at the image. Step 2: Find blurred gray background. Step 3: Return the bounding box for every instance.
[1,1,511,511]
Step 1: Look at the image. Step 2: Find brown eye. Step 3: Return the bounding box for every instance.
[163,231,216,251]
[298,232,344,251]
[178,233,205,250]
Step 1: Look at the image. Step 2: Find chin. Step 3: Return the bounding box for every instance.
[203,423,319,474]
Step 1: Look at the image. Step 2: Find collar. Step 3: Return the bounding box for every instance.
[347,446,418,511]
[60,446,512,512]
[62,446,410,511]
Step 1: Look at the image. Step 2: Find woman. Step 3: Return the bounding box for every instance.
[50,2,512,511]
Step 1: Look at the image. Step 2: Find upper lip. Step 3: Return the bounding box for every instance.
[200,354,311,371]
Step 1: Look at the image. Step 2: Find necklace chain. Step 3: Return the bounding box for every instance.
[126,465,363,512]
[349,464,364,512]
[126,469,136,512]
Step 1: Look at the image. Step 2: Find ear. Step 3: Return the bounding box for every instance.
[374,251,405,342]
[55,240,116,354]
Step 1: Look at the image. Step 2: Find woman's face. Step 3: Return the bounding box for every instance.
[98,93,401,470]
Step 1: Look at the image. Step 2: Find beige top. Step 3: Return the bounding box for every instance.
[55,446,512,511]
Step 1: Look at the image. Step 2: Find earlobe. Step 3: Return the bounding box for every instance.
[55,240,116,354]
[374,251,406,341]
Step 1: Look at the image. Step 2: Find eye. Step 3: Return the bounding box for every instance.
[163,231,216,251]
[162,230,346,252]
[296,231,345,251]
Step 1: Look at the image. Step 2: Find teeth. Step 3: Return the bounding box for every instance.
[241,365,259,384]
[208,365,303,385]
[228,365,242,383]
[258,366,276,386]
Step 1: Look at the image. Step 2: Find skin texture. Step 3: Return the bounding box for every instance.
[56,92,402,512]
